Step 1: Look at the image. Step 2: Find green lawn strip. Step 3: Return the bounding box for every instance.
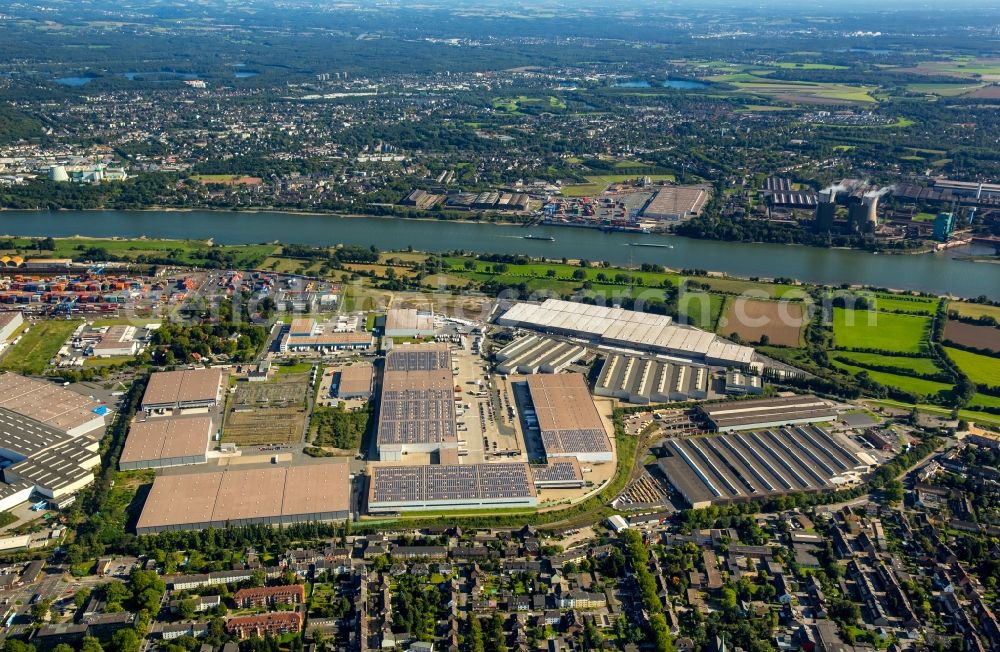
[943,347,1000,387]
[275,362,314,375]
[832,351,944,376]
[830,359,952,398]
[868,399,1000,428]
[443,258,681,288]
[442,257,807,301]
[3,237,275,268]
[969,393,1000,410]
[694,276,804,299]
[0,319,81,374]
[869,293,939,315]
[832,308,930,353]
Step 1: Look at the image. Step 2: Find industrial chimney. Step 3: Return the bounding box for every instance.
[864,194,879,226]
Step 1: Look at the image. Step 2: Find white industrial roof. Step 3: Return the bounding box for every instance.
[499,299,754,366]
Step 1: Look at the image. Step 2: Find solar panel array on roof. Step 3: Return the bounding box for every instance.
[530,459,583,486]
[525,375,611,461]
[368,463,536,510]
[385,347,450,372]
[378,344,457,454]
[378,390,456,445]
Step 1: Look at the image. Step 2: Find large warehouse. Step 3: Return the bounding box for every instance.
[367,463,537,513]
[641,185,710,221]
[336,363,374,400]
[0,373,107,437]
[136,461,350,534]
[141,368,225,415]
[595,353,710,403]
[658,426,869,509]
[524,374,612,464]
[495,335,585,375]
[497,299,755,367]
[377,343,458,461]
[0,374,107,501]
[119,416,214,471]
[699,395,836,432]
[383,309,436,338]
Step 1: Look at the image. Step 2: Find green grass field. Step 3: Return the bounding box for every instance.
[492,95,566,112]
[969,393,1000,410]
[0,320,81,374]
[678,292,725,331]
[944,347,1000,387]
[869,293,940,315]
[559,174,676,197]
[906,82,985,96]
[772,62,848,70]
[722,77,877,104]
[830,360,952,398]
[832,308,930,353]
[1,237,276,269]
[833,351,944,376]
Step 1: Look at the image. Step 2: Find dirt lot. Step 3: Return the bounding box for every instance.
[233,374,309,407]
[717,297,805,346]
[223,406,307,445]
[944,320,1000,353]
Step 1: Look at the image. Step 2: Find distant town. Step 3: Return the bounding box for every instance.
[0,3,998,652]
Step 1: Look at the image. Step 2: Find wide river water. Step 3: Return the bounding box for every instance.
[1,210,997,298]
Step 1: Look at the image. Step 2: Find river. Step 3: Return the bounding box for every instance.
[1,210,997,298]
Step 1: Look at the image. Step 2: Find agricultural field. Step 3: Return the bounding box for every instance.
[713,74,877,104]
[717,297,805,347]
[905,82,985,97]
[832,351,944,376]
[867,293,939,315]
[692,276,805,299]
[947,301,1000,321]
[961,86,1000,100]
[224,407,306,445]
[772,62,848,70]
[677,292,725,331]
[830,359,952,399]
[832,308,930,353]
[0,319,80,374]
[969,394,1000,410]
[232,374,310,407]
[943,321,1000,353]
[943,347,1000,387]
[224,373,310,445]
